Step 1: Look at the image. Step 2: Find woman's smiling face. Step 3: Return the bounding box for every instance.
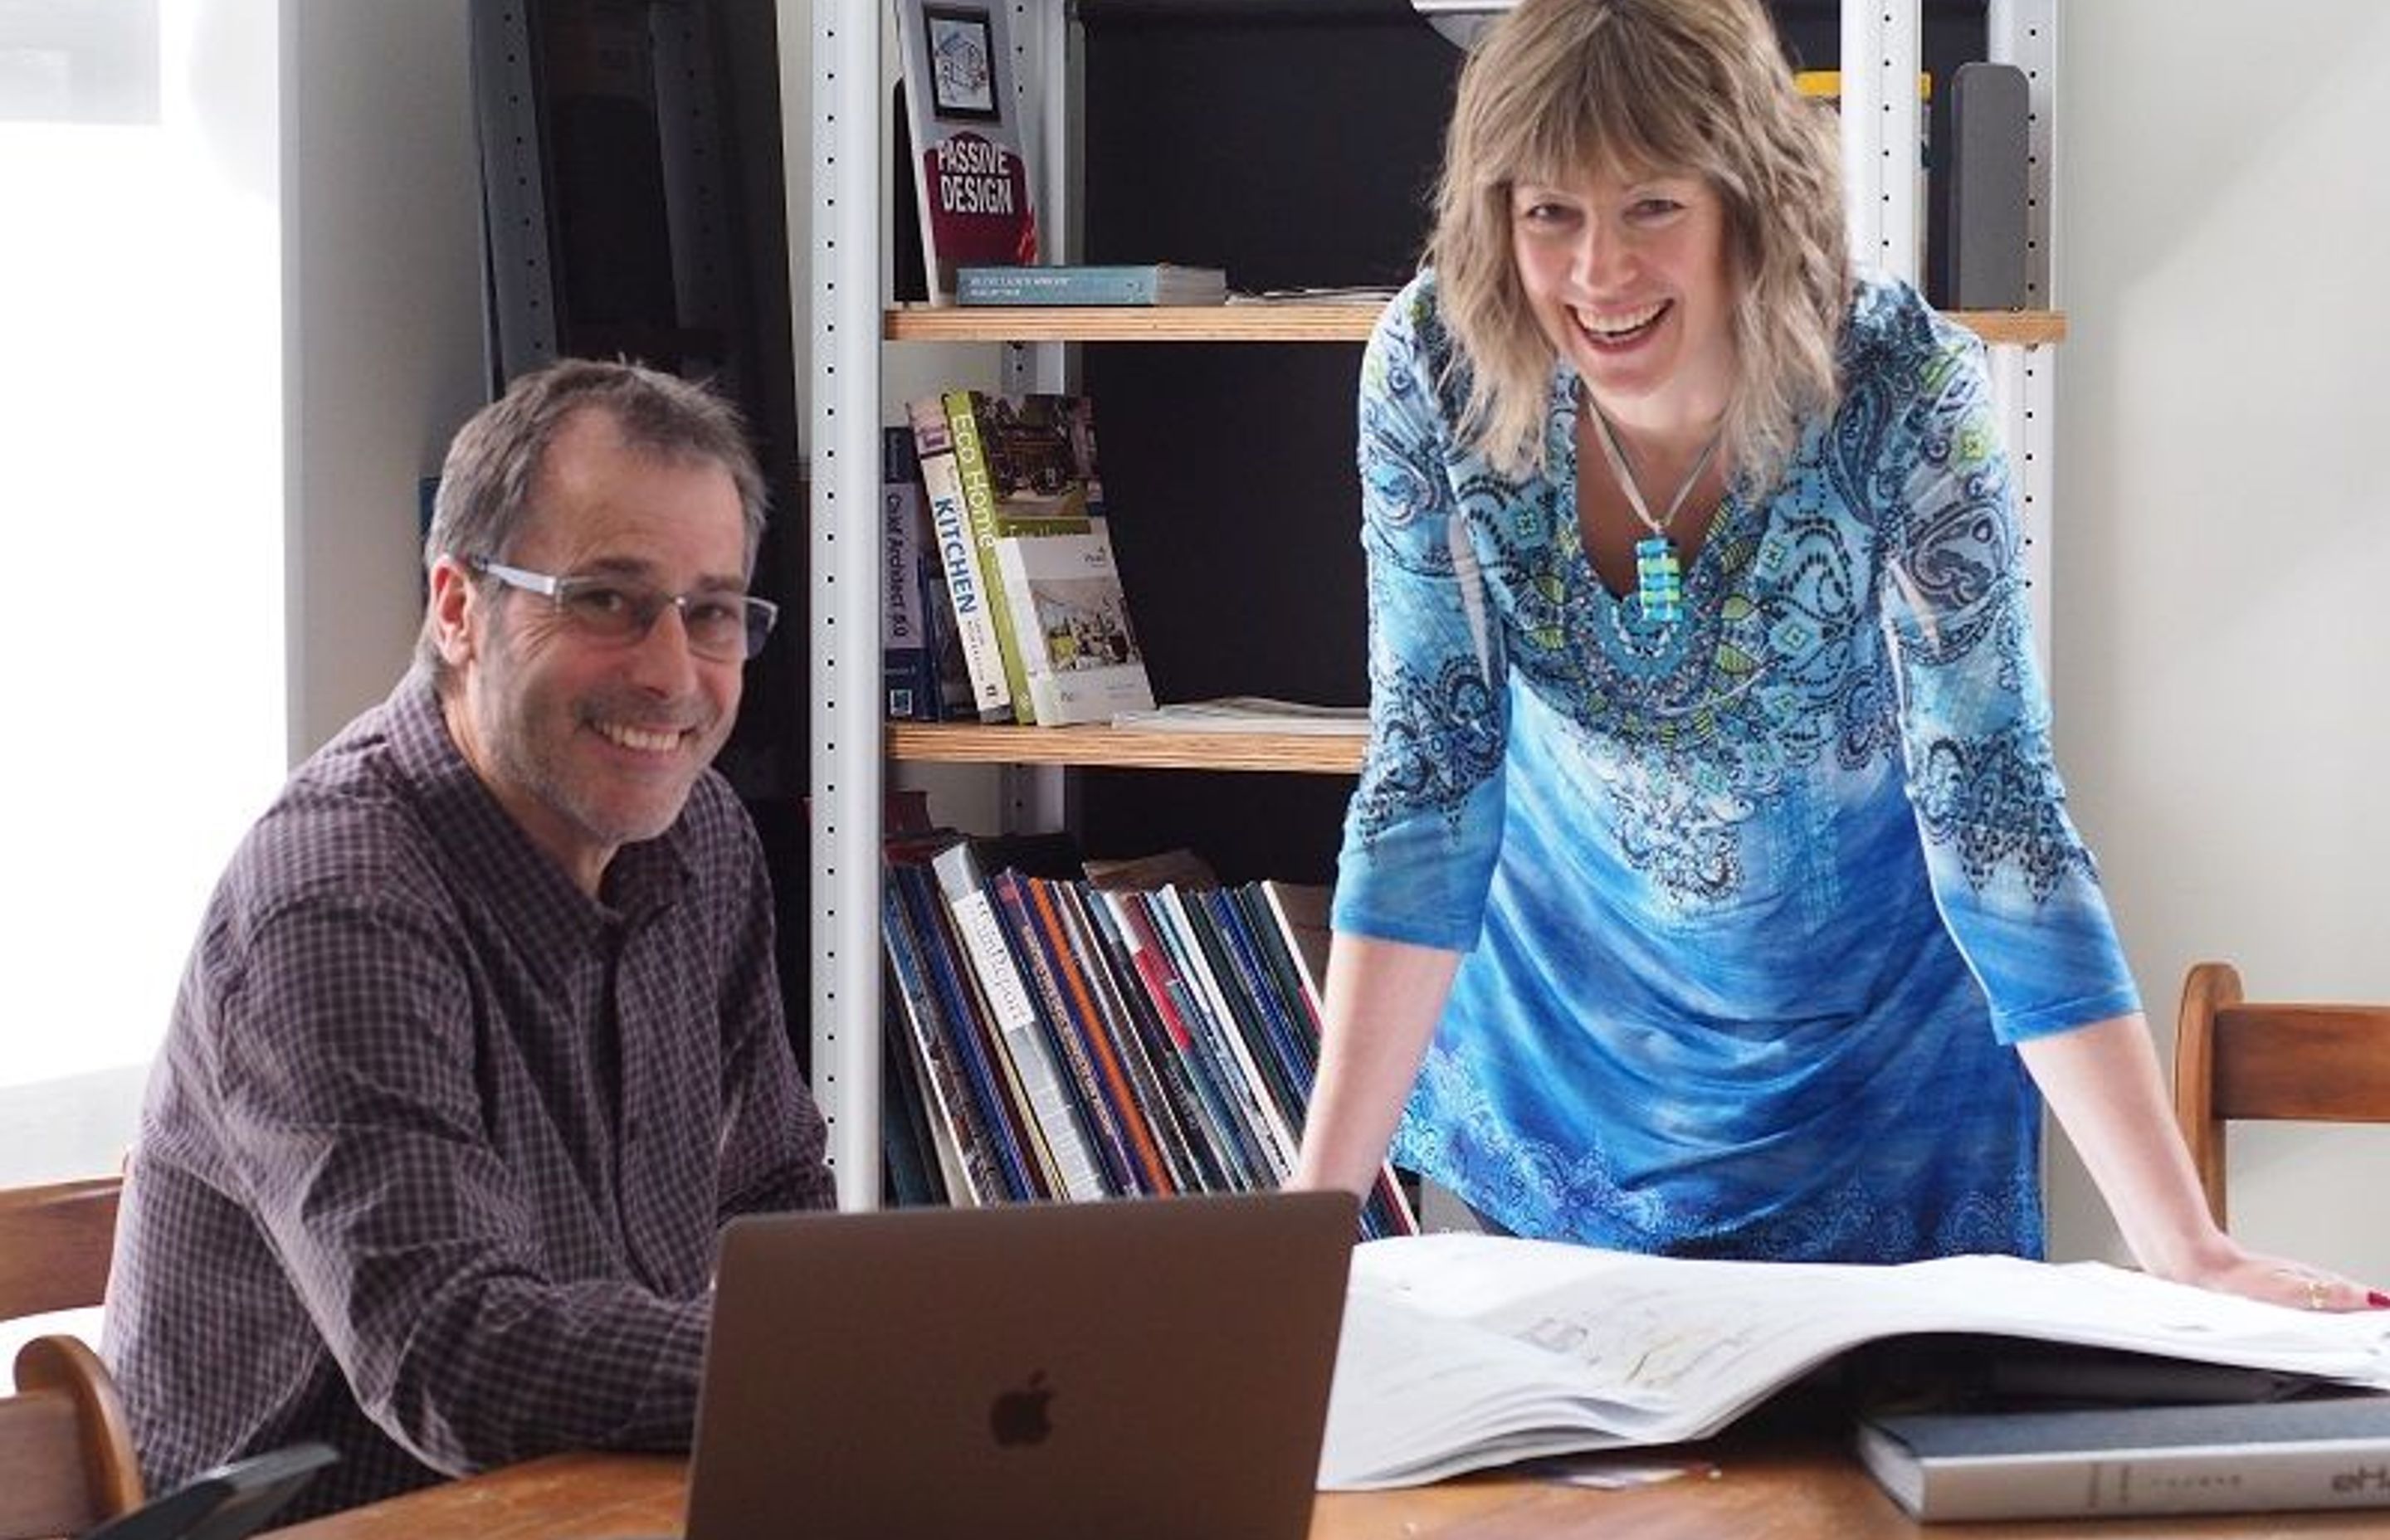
[1510,163,1739,428]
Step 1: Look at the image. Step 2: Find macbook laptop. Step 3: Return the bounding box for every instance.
[683,1189,1358,1540]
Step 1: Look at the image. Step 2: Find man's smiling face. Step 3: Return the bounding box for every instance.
[433,406,749,893]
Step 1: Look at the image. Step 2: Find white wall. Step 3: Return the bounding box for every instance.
[0,0,287,1184]
[282,0,485,757]
[2043,0,2390,1276]
[0,0,482,1185]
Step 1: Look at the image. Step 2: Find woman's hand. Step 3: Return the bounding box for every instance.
[2017,1014,2388,1313]
[2152,1242,2389,1314]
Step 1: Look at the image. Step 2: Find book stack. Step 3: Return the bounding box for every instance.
[890,390,1155,726]
[1856,1393,2390,1522]
[876,825,1415,1241]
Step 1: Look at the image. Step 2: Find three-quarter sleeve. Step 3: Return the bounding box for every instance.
[1333,282,1512,953]
[1877,321,2141,1041]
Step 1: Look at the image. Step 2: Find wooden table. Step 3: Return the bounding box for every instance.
[269,1435,2390,1540]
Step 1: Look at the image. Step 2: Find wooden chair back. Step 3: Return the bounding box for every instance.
[0,1177,123,1321]
[0,1335,144,1538]
[2173,961,2390,1229]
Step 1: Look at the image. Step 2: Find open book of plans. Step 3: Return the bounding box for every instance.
[1315,1236,2390,1490]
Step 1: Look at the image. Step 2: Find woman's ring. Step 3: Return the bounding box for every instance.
[2308,1277,2329,1311]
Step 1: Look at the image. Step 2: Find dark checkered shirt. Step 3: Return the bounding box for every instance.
[104,669,833,1519]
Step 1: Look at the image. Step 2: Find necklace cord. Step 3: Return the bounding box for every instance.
[1587,400,1723,538]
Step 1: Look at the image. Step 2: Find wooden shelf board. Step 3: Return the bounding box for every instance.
[886,302,1386,343]
[887,304,2066,347]
[1949,309,2067,345]
[887,721,1363,775]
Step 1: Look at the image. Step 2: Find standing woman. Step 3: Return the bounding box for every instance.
[1294,0,2375,1309]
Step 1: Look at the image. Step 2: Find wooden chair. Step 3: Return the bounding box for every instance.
[2173,961,2390,1229]
[0,1176,123,1321]
[0,1334,143,1538]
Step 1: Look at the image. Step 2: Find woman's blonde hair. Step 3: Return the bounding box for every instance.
[1428,0,1850,493]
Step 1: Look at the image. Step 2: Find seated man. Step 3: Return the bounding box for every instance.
[105,358,834,1518]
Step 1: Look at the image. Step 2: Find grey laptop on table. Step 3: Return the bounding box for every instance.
[684,1189,1358,1540]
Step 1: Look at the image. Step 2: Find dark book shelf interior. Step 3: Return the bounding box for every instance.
[474,0,805,804]
[1067,0,1990,886]
[472,0,812,1060]
[1072,0,1456,885]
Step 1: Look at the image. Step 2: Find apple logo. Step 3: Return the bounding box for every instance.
[988,1369,1054,1446]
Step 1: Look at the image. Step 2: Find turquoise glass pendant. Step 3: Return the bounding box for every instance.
[1635,535,1683,622]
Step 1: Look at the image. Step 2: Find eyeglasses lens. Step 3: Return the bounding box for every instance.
[555,579,773,660]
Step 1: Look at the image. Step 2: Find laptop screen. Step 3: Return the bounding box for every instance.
[685,1191,1357,1540]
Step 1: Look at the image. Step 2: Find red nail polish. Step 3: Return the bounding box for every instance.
[2368,1290,2390,1309]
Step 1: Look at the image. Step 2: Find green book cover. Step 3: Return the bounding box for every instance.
[942,389,1034,721]
[939,391,1106,724]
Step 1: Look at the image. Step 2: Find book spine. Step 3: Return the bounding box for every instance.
[949,911,1069,1201]
[1153,886,1300,1181]
[880,426,935,722]
[1200,887,1313,1118]
[890,860,1039,1201]
[1103,889,1267,1191]
[954,934,1066,1199]
[1022,875,1174,1195]
[906,397,1012,721]
[879,871,995,1204]
[1915,1446,2390,1522]
[942,390,1038,723]
[876,990,947,1206]
[934,843,1109,1202]
[1059,882,1216,1194]
[1252,880,1416,1236]
[1182,887,1302,1128]
[956,267,1163,305]
[913,534,973,721]
[1227,886,1323,1092]
[990,871,1141,1196]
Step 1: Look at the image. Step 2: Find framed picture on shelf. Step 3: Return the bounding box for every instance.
[924,5,1000,120]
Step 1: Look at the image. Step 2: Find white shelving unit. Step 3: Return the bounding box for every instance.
[805,0,2063,1207]
[808,0,885,1201]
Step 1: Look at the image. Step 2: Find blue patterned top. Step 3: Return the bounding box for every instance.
[1334,270,2139,1262]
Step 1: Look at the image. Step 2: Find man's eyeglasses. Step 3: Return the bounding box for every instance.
[469,558,779,661]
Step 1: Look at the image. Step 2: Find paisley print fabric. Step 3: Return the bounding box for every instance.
[1333,270,2139,1260]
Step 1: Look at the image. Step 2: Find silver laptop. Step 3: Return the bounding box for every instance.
[684,1190,1358,1540]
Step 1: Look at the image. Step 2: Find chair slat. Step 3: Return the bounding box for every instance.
[0,1389,106,1538]
[2174,962,2390,1231]
[0,1177,122,1320]
[2211,1005,2390,1123]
